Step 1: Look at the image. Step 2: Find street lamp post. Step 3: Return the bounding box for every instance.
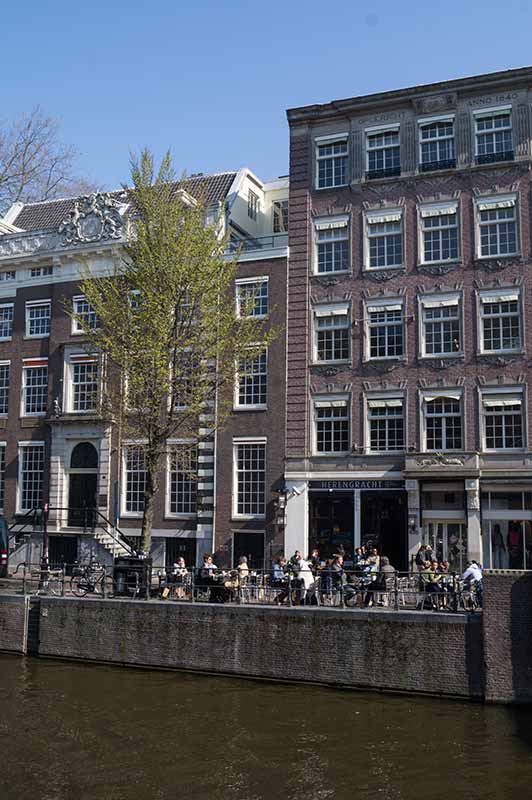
[40,503,50,586]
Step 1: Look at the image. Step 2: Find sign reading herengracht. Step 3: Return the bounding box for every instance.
[308,480,404,490]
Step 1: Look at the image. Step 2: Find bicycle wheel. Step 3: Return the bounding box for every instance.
[69,576,88,597]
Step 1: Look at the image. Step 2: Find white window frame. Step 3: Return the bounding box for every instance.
[365,124,401,178]
[420,390,463,453]
[235,276,269,319]
[475,195,519,260]
[165,440,197,518]
[418,202,460,265]
[21,359,48,418]
[312,395,351,456]
[364,209,403,270]
[418,115,455,170]
[272,199,288,233]
[480,387,526,452]
[0,303,14,341]
[313,303,351,364]
[63,352,99,414]
[25,299,51,339]
[248,189,259,220]
[365,298,405,362]
[474,106,513,161]
[121,441,148,518]
[17,441,45,513]
[232,437,267,520]
[234,347,268,410]
[315,133,349,190]
[0,270,16,283]
[418,293,463,358]
[0,361,9,417]
[71,295,98,335]
[365,395,405,454]
[29,265,53,279]
[313,216,350,275]
[478,288,523,354]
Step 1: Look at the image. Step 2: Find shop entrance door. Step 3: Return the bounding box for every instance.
[424,521,466,572]
[360,491,408,571]
[309,492,354,560]
[165,538,197,569]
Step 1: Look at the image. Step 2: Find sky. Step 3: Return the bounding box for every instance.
[2,0,532,191]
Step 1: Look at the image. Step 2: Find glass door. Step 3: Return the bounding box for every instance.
[425,521,467,573]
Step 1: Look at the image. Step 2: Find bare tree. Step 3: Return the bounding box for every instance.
[0,107,96,214]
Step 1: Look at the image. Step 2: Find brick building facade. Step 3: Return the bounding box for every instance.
[0,170,287,569]
[283,67,532,571]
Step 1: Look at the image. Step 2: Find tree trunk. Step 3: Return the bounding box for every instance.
[140,455,159,555]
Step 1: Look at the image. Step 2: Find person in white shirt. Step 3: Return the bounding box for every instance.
[462,561,483,608]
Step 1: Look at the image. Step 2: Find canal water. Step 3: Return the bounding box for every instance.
[1,654,531,800]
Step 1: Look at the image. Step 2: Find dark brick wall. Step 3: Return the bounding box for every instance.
[37,598,483,699]
[214,256,287,566]
[483,570,532,703]
[0,594,28,653]
[286,140,532,459]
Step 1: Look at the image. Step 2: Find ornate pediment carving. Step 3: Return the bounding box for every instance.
[413,93,457,114]
[59,193,125,245]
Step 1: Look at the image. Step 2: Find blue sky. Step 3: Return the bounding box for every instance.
[2,0,532,189]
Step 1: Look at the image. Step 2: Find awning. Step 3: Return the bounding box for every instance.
[423,390,462,402]
[314,304,349,318]
[421,294,460,309]
[315,217,349,231]
[315,399,348,408]
[367,303,402,313]
[420,204,457,218]
[477,197,516,211]
[367,398,403,409]
[483,394,522,407]
[480,291,519,303]
[366,210,402,224]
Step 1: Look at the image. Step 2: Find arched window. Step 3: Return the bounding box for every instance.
[70,442,98,470]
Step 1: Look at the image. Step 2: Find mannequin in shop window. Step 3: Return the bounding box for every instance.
[491,524,506,569]
[507,522,524,569]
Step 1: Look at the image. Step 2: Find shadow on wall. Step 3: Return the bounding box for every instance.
[511,573,532,704]
[465,615,485,700]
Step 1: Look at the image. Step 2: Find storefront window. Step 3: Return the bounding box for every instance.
[425,521,466,573]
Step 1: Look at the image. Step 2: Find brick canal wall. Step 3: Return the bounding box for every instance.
[0,595,29,654]
[483,570,532,704]
[35,599,484,700]
[2,571,531,702]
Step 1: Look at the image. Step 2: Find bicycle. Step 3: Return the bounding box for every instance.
[69,561,109,597]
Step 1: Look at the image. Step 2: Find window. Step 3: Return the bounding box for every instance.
[236,278,268,318]
[0,362,9,416]
[273,200,288,233]
[420,204,459,263]
[419,118,455,171]
[367,302,404,360]
[0,444,5,511]
[366,210,402,269]
[480,291,522,353]
[168,445,197,515]
[483,393,523,450]
[314,218,349,274]
[234,440,266,517]
[477,197,518,258]
[314,305,350,363]
[29,266,53,278]
[367,398,404,452]
[124,445,147,514]
[0,304,14,340]
[0,271,15,282]
[314,398,350,453]
[248,189,259,220]
[71,358,98,412]
[424,394,463,451]
[25,300,51,338]
[72,296,98,333]
[18,443,45,512]
[236,350,267,408]
[366,126,400,179]
[475,108,513,164]
[316,135,348,189]
[173,352,198,409]
[21,361,48,416]
[421,295,461,356]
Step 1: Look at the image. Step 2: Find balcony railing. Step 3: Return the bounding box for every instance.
[420,158,456,173]
[365,166,401,181]
[476,150,515,166]
[226,234,288,254]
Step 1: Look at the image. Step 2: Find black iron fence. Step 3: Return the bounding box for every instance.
[0,563,482,612]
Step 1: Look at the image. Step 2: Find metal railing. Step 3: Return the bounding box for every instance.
[225,234,288,254]
[0,564,482,612]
